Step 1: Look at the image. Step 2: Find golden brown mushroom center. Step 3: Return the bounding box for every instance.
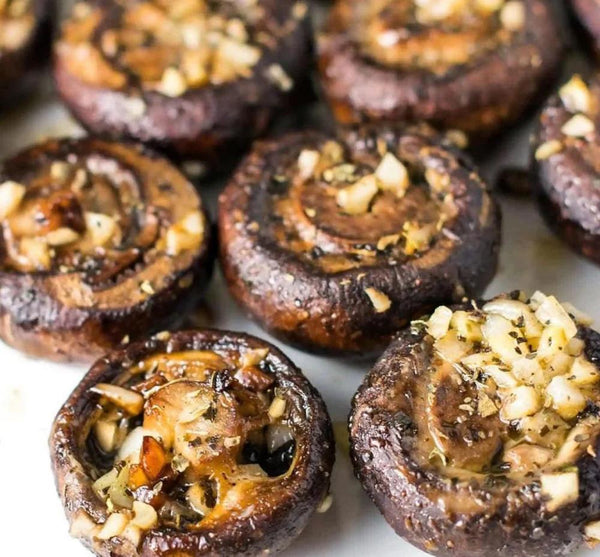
[0,156,155,274]
[353,0,520,73]
[268,142,457,273]
[416,293,600,480]
[88,348,295,533]
[60,0,267,92]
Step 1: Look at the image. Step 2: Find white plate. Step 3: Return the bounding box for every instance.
[1,16,600,557]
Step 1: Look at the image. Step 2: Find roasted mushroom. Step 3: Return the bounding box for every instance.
[350,291,600,557]
[318,0,563,140]
[53,0,312,166]
[219,125,500,355]
[0,138,214,361]
[50,329,334,556]
[532,74,600,264]
[0,0,54,106]
[567,0,600,59]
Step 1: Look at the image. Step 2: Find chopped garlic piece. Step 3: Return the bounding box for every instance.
[97,513,129,540]
[535,140,563,161]
[561,114,595,137]
[375,153,409,197]
[585,520,600,542]
[268,396,286,420]
[482,314,529,363]
[131,501,158,530]
[501,386,542,420]
[500,1,525,31]
[559,75,592,114]
[0,180,26,219]
[427,306,453,339]
[534,294,578,340]
[166,210,204,256]
[20,237,51,270]
[364,287,391,313]
[336,175,378,215]
[157,67,187,97]
[46,227,80,246]
[297,149,320,180]
[569,357,600,386]
[85,212,118,247]
[546,376,586,419]
[541,471,579,512]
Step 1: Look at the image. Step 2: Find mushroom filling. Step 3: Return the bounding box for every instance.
[58,0,300,96]
[0,0,35,52]
[85,348,296,541]
[267,140,459,273]
[0,156,204,278]
[535,74,600,173]
[350,0,527,75]
[417,292,599,508]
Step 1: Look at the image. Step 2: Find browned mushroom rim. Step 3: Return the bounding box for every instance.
[0,138,206,287]
[533,74,600,234]
[57,0,308,97]
[243,130,480,274]
[329,0,531,75]
[0,0,38,53]
[67,334,305,546]
[365,292,600,508]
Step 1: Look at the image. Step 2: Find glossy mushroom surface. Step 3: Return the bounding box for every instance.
[219,125,500,355]
[350,291,600,557]
[318,0,563,139]
[50,330,334,556]
[53,0,312,165]
[0,0,54,105]
[532,74,600,264]
[0,138,213,361]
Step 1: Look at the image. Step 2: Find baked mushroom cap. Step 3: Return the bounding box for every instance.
[567,0,600,59]
[532,73,600,264]
[219,125,500,355]
[0,0,54,106]
[53,0,312,165]
[49,329,335,557]
[318,0,563,139]
[0,138,214,361]
[350,291,600,557]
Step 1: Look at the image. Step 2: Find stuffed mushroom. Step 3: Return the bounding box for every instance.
[53,0,312,166]
[0,0,54,106]
[50,329,335,556]
[0,138,214,361]
[532,73,600,264]
[219,125,500,355]
[350,291,600,557]
[318,0,563,140]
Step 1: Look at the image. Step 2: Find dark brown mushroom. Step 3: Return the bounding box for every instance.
[317,0,563,140]
[53,0,313,167]
[567,0,600,59]
[531,73,600,264]
[218,125,500,355]
[49,329,335,557]
[0,0,54,106]
[350,291,600,557]
[0,138,214,362]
